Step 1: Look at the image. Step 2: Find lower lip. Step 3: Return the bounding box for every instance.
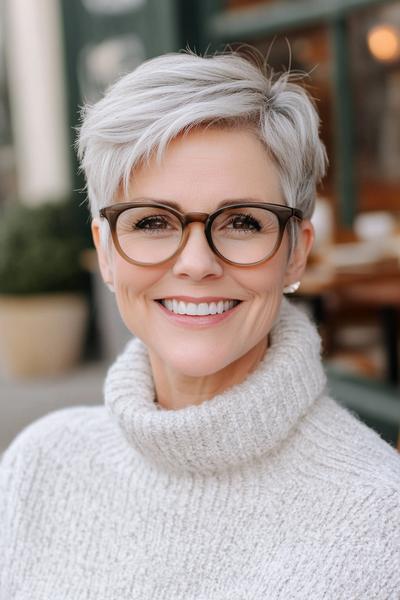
[155,301,242,328]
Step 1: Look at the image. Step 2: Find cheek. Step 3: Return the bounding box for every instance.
[236,252,287,297]
[237,229,289,295]
[112,258,164,334]
[114,260,151,294]
[233,253,288,338]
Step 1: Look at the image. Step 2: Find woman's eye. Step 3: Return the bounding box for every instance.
[134,216,170,230]
[226,214,261,231]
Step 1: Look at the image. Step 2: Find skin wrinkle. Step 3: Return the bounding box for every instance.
[92,127,313,411]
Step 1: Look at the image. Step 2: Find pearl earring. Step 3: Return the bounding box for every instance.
[106,282,115,293]
[283,281,301,294]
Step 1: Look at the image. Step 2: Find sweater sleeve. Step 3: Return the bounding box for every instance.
[1,437,34,592]
[0,417,51,580]
[352,486,400,598]
[0,407,89,590]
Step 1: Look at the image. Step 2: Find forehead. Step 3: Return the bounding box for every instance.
[122,127,283,210]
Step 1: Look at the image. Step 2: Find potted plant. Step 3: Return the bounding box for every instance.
[0,200,90,378]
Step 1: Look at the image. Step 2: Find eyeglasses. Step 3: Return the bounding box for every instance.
[99,201,303,267]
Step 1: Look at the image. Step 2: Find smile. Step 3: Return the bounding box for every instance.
[157,299,241,316]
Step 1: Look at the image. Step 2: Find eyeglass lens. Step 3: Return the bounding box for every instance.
[116,206,281,265]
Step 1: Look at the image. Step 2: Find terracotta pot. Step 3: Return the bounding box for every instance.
[0,293,88,378]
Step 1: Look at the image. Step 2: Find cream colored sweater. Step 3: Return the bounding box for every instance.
[1,300,400,599]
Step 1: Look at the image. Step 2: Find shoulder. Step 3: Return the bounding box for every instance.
[0,405,111,480]
[3,404,106,450]
[293,397,400,591]
[297,394,400,492]
[0,404,124,528]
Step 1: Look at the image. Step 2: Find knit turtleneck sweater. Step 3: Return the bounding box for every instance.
[1,300,400,599]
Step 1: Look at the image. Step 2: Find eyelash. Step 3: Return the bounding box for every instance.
[134,216,172,230]
[223,213,262,231]
[133,213,263,231]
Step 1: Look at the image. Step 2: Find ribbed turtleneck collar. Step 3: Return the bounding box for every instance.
[104,299,326,475]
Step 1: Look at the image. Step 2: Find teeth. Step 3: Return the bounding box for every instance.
[197,303,209,316]
[160,299,239,316]
[187,302,198,314]
[209,302,217,315]
[164,299,174,312]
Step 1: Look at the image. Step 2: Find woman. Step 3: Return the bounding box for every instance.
[1,51,399,599]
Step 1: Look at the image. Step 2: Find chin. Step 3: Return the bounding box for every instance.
[152,342,237,378]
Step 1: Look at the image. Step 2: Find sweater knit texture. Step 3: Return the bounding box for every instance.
[1,299,400,599]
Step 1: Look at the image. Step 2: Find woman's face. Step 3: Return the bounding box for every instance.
[93,127,313,378]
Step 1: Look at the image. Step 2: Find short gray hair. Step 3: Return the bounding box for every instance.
[77,50,327,245]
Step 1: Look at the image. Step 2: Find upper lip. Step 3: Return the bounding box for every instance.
[156,296,241,303]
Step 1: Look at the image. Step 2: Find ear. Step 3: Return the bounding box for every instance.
[284,220,314,287]
[91,218,114,287]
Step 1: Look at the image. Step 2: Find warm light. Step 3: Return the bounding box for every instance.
[367,24,400,62]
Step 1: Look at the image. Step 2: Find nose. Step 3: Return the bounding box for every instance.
[171,222,224,280]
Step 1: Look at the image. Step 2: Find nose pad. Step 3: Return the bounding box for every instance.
[172,222,223,278]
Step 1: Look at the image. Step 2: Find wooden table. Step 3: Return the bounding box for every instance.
[297,255,400,385]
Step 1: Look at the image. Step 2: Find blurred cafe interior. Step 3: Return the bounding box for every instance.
[0,0,399,450]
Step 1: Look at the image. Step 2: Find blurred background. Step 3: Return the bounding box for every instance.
[0,0,399,452]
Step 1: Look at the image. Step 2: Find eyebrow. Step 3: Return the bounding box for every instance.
[131,197,265,211]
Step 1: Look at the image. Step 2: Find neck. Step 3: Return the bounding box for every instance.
[148,337,268,411]
[104,298,327,475]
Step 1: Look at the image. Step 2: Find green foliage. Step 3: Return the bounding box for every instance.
[0,201,90,294]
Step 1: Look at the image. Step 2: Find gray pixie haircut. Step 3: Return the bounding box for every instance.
[78,50,327,244]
